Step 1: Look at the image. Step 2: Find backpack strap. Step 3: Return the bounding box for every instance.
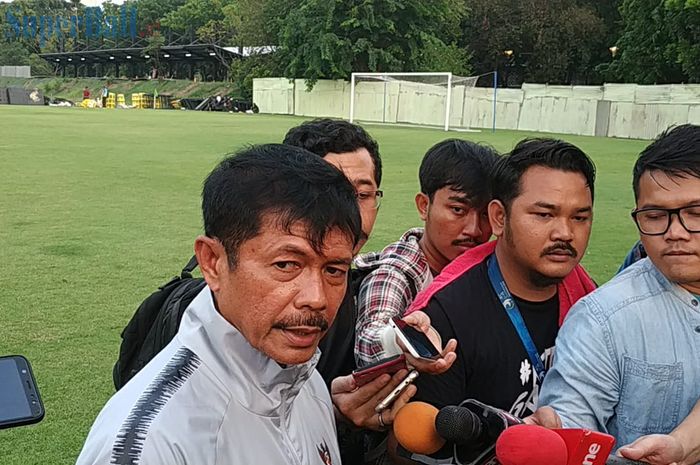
[181,255,199,279]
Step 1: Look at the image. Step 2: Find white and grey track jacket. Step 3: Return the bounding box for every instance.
[76,286,341,465]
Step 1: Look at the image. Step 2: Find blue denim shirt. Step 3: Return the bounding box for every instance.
[540,258,700,448]
[617,241,646,274]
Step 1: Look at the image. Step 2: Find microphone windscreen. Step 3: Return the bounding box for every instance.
[435,405,482,445]
[393,402,446,455]
[495,424,568,465]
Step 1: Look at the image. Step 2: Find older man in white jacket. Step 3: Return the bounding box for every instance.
[76,144,361,465]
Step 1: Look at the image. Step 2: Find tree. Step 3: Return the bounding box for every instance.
[463,0,606,85]
[606,0,685,84]
[0,41,32,65]
[521,0,606,84]
[142,31,164,77]
[461,0,528,76]
[276,0,470,87]
[229,53,283,99]
[223,0,287,46]
[665,0,700,82]
[412,32,472,76]
[161,0,234,39]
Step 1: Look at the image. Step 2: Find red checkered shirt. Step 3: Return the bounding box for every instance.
[354,228,433,366]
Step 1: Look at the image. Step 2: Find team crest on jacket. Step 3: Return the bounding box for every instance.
[317,440,333,465]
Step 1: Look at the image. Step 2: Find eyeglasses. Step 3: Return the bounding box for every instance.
[355,190,383,209]
[631,205,700,236]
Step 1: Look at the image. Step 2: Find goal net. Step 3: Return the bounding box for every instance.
[349,72,482,131]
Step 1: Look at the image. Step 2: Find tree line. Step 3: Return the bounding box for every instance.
[1,0,698,92]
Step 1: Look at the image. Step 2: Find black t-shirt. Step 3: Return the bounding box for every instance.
[317,273,357,387]
[316,274,365,465]
[413,259,559,418]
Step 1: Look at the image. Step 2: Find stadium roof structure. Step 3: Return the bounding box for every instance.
[39,44,244,80]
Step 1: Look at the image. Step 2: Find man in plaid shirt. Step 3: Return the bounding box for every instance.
[354,139,500,366]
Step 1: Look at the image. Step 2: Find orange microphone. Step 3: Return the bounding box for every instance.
[392,402,446,455]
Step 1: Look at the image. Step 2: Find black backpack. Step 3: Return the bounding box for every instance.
[112,256,205,390]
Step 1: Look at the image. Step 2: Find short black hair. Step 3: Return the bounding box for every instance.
[283,119,382,187]
[493,138,596,210]
[419,139,500,208]
[633,124,700,200]
[202,144,361,268]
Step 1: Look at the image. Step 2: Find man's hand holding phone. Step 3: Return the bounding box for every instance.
[331,311,456,431]
[331,369,417,432]
[351,354,407,387]
[370,311,457,417]
[392,311,457,375]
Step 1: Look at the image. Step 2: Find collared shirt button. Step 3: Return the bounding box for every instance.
[692,299,699,307]
[695,325,700,334]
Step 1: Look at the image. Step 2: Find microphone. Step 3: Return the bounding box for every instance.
[393,399,523,464]
[495,424,647,465]
[495,424,568,465]
[393,402,446,455]
[434,400,522,447]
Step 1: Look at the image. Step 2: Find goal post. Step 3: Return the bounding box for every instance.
[349,71,492,132]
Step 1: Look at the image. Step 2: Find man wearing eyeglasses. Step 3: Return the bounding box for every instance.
[284,121,457,465]
[284,119,383,257]
[538,124,700,465]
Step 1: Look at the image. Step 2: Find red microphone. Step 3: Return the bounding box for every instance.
[495,424,646,465]
[495,424,568,465]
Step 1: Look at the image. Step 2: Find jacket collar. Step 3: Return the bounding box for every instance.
[178,286,320,416]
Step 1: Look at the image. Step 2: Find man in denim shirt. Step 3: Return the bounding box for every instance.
[538,124,700,465]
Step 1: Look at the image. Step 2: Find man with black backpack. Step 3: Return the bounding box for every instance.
[115,119,382,391]
[84,143,454,465]
[78,144,370,464]
[112,120,448,464]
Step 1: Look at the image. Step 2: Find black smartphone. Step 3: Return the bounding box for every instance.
[0,355,44,430]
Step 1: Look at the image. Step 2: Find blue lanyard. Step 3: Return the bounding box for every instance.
[487,254,546,383]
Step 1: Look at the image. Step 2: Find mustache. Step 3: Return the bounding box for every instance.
[452,238,478,247]
[272,314,329,332]
[541,242,578,258]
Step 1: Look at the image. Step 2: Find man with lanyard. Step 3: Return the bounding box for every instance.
[389,138,597,463]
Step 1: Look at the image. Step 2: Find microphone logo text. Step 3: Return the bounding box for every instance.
[582,443,601,465]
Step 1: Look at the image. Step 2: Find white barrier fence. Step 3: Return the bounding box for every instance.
[253,78,700,139]
[0,66,31,78]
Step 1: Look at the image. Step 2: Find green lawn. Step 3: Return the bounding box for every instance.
[0,105,648,464]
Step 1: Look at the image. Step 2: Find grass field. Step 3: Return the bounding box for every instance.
[0,105,649,464]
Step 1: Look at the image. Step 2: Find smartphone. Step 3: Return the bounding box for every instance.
[352,354,407,387]
[390,317,441,361]
[0,355,44,430]
[375,369,419,412]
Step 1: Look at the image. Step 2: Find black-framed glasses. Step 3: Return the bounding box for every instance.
[631,205,700,235]
[356,190,383,209]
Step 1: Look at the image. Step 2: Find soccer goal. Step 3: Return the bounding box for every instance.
[349,72,496,132]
